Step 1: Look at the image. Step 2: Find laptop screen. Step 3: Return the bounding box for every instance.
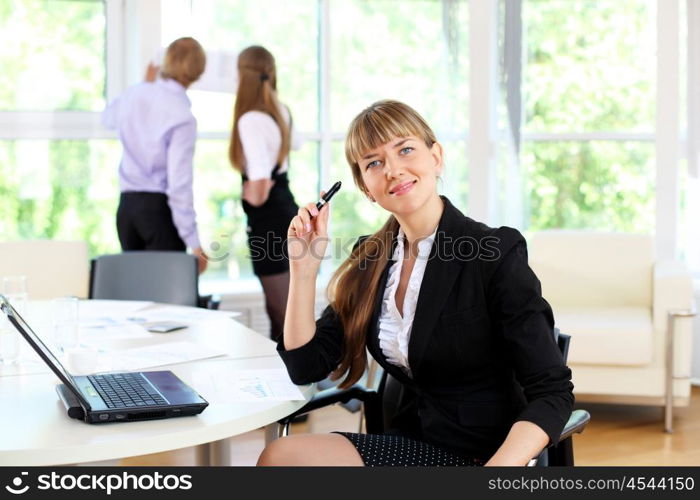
[0,294,86,405]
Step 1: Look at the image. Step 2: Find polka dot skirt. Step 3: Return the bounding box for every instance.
[334,432,485,467]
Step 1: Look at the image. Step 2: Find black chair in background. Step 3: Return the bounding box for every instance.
[89,251,219,309]
[277,330,590,466]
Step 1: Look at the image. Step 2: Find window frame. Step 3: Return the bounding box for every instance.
[1,0,690,275]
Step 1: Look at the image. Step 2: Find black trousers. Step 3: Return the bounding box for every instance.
[116,192,186,251]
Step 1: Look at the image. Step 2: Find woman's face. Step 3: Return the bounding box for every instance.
[357,136,443,216]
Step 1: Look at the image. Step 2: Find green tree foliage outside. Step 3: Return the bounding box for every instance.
[523,0,655,232]
[0,140,121,256]
[0,0,660,281]
[0,0,105,111]
[0,1,114,257]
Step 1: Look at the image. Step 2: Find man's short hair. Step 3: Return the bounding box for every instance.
[160,37,206,86]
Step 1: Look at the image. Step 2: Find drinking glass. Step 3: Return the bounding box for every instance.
[52,297,80,352]
[2,276,28,316]
[0,276,27,365]
[0,314,20,365]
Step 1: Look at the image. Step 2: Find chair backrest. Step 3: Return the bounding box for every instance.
[89,251,198,306]
[529,230,653,308]
[0,240,89,299]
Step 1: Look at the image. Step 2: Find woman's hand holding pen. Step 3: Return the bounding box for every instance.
[287,191,330,274]
[284,183,339,350]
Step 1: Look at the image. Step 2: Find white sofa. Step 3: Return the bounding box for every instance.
[529,231,695,431]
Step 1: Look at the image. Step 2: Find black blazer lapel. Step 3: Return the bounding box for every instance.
[408,197,468,377]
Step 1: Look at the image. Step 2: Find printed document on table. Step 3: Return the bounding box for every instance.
[79,323,152,342]
[135,306,241,323]
[98,341,227,372]
[78,300,153,328]
[192,368,306,403]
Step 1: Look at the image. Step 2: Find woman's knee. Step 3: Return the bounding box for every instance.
[257,436,299,466]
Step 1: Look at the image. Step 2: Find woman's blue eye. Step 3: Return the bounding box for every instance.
[400,147,414,155]
[366,160,381,169]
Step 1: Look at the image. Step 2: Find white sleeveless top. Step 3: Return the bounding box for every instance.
[377,226,437,378]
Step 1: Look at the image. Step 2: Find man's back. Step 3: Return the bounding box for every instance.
[102,78,195,192]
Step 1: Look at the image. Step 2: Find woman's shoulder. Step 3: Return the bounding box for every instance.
[465,221,528,283]
[450,212,527,278]
[280,103,292,124]
[463,218,524,247]
[240,104,291,123]
[239,110,275,126]
[441,196,523,244]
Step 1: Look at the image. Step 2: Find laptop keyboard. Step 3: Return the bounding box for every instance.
[88,373,168,409]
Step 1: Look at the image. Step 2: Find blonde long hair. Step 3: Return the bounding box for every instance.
[329,100,437,388]
[229,46,290,173]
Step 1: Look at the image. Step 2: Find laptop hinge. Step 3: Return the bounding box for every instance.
[56,384,85,420]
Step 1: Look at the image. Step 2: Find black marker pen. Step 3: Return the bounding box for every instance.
[315,181,342,212]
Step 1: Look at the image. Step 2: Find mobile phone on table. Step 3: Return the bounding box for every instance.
[145,321,188,333]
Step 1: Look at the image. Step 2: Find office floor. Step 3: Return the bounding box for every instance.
[121,385,700,466]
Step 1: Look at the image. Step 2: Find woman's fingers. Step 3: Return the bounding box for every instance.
[305,202,319,233]
[316,190,330,232]
[315,204,328,235]
[289,215,306,237]
[296,206,312,233]
[305,202,319,218]
[291,192,332,237]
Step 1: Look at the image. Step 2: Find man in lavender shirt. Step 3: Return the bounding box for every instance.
[102,37,207,274]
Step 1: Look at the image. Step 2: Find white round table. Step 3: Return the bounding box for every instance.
[0,301,313,466]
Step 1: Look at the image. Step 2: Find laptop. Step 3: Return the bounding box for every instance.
[0,294,208,423]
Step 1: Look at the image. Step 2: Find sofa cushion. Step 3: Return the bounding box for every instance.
[555,307,653,366]
[529,231,653,309]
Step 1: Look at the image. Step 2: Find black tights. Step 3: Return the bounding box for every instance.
[258,271,290,342]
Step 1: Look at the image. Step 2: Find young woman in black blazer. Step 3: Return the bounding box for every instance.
[258,100,574,466]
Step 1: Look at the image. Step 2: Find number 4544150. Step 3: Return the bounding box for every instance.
[625,477,695,491]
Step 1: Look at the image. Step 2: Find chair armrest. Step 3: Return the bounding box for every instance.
[197,294,221,310]
[559,409,591,442]
[653,260,694,332]
[278,384,378,424]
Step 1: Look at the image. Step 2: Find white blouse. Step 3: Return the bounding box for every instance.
[378,226,438,378]
[238,106,301,181]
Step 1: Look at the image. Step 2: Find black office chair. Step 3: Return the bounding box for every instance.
[89,251,219,309]
[278,330,590,466]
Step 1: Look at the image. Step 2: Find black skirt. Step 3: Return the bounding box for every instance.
[245,207,296,276]
[334,432,485,467]
[242,171,298,277]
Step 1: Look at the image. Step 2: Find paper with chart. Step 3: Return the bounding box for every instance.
[192,367,306,403]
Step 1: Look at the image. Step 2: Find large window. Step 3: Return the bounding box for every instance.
[0,0,106,111]
[3,0,692,285]
[520,0,656,233]
[327,0,469,264]
[0,0,112,259]
[160,0,320,280]
[0,140,120,253]
[162,0,470,277]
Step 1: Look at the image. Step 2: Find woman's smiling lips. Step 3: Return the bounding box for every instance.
[389,180,417,196]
